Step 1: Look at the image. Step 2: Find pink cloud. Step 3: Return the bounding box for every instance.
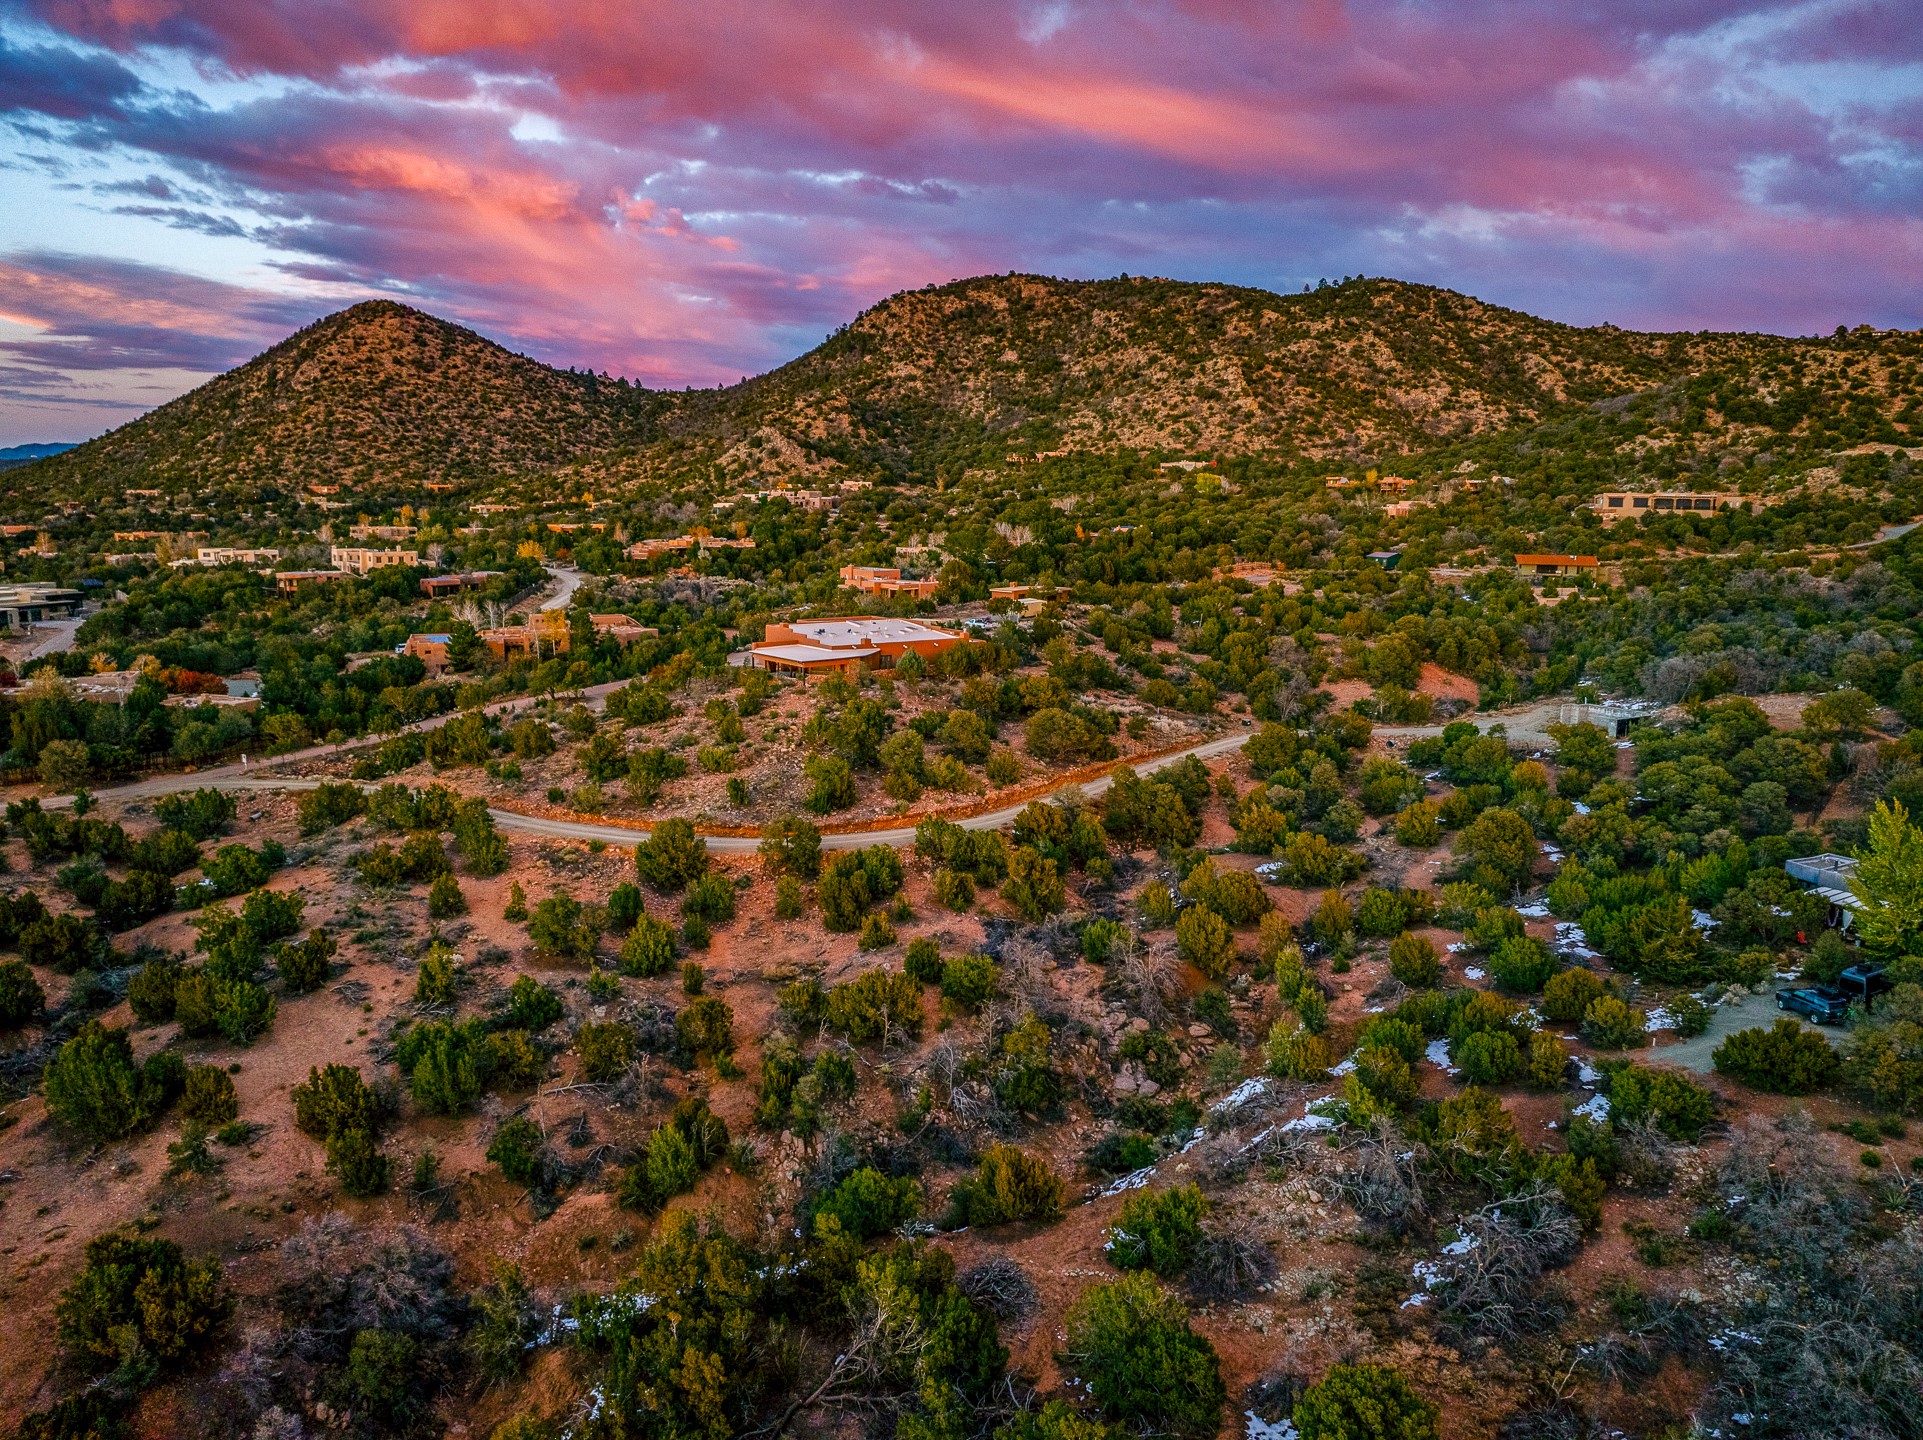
[0,0,1918,442]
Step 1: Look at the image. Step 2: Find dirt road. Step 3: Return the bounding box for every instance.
[55,728,1258,853]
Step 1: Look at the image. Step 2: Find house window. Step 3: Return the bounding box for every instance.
[1606,496,1623,507]
[1632,497,1648,508]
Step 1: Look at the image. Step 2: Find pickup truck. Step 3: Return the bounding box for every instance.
[1775,986,1853,1025]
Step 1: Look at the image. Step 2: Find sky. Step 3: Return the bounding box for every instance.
[0,0,1919,447]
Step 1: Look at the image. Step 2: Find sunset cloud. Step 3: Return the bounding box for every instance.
[1,0,1918,443]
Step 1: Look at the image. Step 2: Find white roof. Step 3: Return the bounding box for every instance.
[781,618,959,649]
[754,643,877,664]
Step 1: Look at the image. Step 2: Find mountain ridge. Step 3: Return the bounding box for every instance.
[10,275,1919,506]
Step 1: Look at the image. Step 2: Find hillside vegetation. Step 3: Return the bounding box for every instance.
[16,275,1920,510]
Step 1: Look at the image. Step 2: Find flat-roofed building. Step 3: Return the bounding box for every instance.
[840,564,939,600]
[1591,490,1755,524]
[192,547,281,567]
[348,524,417,541]
[275,570,347,593]
[419,570,501,598]
[1515,553,1600,581]
[0,583,83,628]
[331,546,419,574]
[404,633,453,673]
[749,616,965,679]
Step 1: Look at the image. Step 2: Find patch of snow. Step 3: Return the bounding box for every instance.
[1517,901,1551,919]
[1440,1233,1477,1256]
[1212,1077,1274,1114]
[1425,1039,1460,1075]
[1572,1092,1611,1122]
[1281,1109,1337,1134]
[1255,862,1286,883]
[1691,909,1719,931]
[1102,1165,1159,1197]
[1464,966,1487,980]
[1616,740,1633,749]
[1572,801,1591,815]
[1399,1291,1431,1309]
[1446,942,1470,953]
[1245,1414,1299,1440]
[1331,1057,1358,1076]
[1644,1007,1674,1032]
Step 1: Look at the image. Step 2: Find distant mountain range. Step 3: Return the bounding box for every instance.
[4,277,1917,505]
[0,443,77,471]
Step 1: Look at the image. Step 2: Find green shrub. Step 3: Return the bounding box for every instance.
[1489,936,1559,994]
[1455,1029,1524,1085]
[758,813,823,879]
[293,1063,381,1140]
[327,1123,390,1197]
[940,952,999,1008]
[1293,1362,1439,1440]
[486,1029,547,1090]
[1063,1273,1224,1437]
[1355,1043,1420,1108]
[818,846,906,931]
[1107,1183,1208,1276]
[427,871,466,918]
[904,936,944,984]
[1395,801,1441,847]
[22,913,101,973]
[1606,1064,1714,1141]
[812,1166,921,1240]
[1541,967,1607,1024]
[1387,932,1440,988]
[42,1022,179,1141]
[276,929,337,993]
[488,1117,549,1186]
[953,1144,1066,1226]
[1005,846,1066,922]
[1354,887,1409,938]
[821,968,923,1040]
[298,781,366,834]
[126,954,182,1023]
[155,787,236,841]
[619,916,676,976]
[1175,905,1236,979]
[1581,995,1648,1050]
[527,895,599,961]
[212,977,276,1045]
[675,998,734,1060]
[1526,1031,1569,1091]
[180,1064,238,1124]
[1355,1015,1423,1066]
[1667,992,1712,1037]
[55,1230,232,1371]
[0,958,45,1026]
[507,975,564,1030]
[414,943,458,1005]
[1713,1018,1839,1094]
[775,873,807,918]
[683,872,737,924]
[577,1021,636,1081]
[858,913,897,950]
[397,1020,486,1114]
[1267,1022,1332,1080]
[619,1124,700,1213]
[339,1328,420,1427]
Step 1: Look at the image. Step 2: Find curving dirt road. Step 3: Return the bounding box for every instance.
[52,729,1258,853]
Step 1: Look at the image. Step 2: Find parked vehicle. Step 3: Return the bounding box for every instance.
[1775,986,1852,1025]
[1838,965,1893,1007]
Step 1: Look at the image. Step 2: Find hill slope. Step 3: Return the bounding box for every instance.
[13,276,1920,504]
[15,301,652,502]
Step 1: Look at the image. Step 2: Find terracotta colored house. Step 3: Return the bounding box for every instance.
[749,616,965,679]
